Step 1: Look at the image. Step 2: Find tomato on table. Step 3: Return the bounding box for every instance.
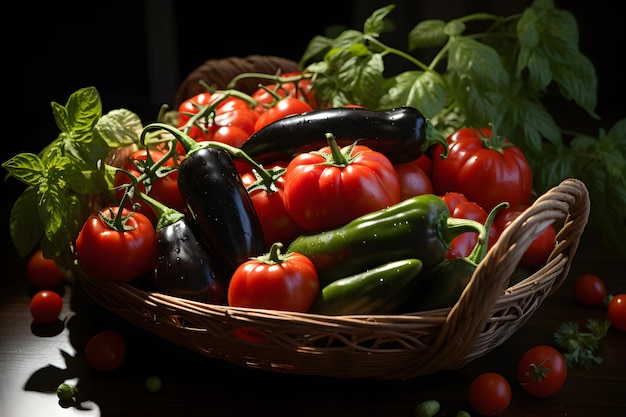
[431,127,533,212]
[84,330,127,371]
[30,290,63,324]
[228,242,319,312]
[573,273,607,306]
[468,372,511,416]
[26,249,65,289]
[75,207,157,282]
[517,345,567,398]
[608,294,626,331]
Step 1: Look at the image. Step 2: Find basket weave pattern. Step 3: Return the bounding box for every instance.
[75,178,589,380]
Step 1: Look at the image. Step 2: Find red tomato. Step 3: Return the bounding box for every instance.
[26,249,65,289]
[495,204,557,268]
[573,274,607,306]
[431,127,533,212]
[30,290,63,324]
[253,97,313,132]
[252,72,319,113]
[177,92,214,140]
[393,162,433,201]
[228,243,319,312]
[75,207,157,282]
[283,141,401,231]
[177,93,258,143]
[517,345,567,398]
[114,149,186,224]
[240,162,306,250]
[468,372,511,416]
[413,154,433,177]
[440,192,499,259]
[84,330,127,371]
[608,294,626,332]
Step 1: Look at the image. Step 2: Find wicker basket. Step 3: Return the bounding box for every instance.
[174,55,302,108]
[73,56,591,379]
[74,177,589,380]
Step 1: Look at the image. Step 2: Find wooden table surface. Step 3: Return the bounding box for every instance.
[1,182,625,417]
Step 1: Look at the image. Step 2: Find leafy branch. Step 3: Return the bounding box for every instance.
[2,87,144,271]
[300,0,626,258]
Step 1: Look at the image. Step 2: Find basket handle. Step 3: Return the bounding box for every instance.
[415,178,590,373]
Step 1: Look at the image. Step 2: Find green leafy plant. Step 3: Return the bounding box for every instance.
[2,87,143,270]
[301,0,626,258]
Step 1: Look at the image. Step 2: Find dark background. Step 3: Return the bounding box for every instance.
[4,0,623,166]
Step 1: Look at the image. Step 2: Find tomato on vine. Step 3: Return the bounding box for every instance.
[517,345,567,398]
[240,162,306,250]
[253,96,313,132]
[75,207,156,282]
[573,274,607,306]
[114,148,186,224]
[468,372,511,416]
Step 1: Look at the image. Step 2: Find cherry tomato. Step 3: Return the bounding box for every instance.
[495,204,557,268]
[253,96,314,132]
[26,249,65,289]
[228,243,319,312]
[517,345,567,398]
[283,142,400,231]
[84,330,127,371]
[393,162,434,201]
[240,162,306,250]
[252,72,319,113]
[432,127,533,212]
[114,149,186,224]
[608,294,626,332]
[468,372,511,416]
[75,207,157,282]
[30,290,63,324]
[573,274,607,306]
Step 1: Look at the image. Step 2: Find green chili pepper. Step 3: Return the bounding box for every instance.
[309,258,423,315]
[401,202,507,312]
[287,194,486,286]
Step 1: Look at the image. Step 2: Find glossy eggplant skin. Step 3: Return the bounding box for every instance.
[154,217,228,304]
[240,106,431,164]
[177,147,265,276]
